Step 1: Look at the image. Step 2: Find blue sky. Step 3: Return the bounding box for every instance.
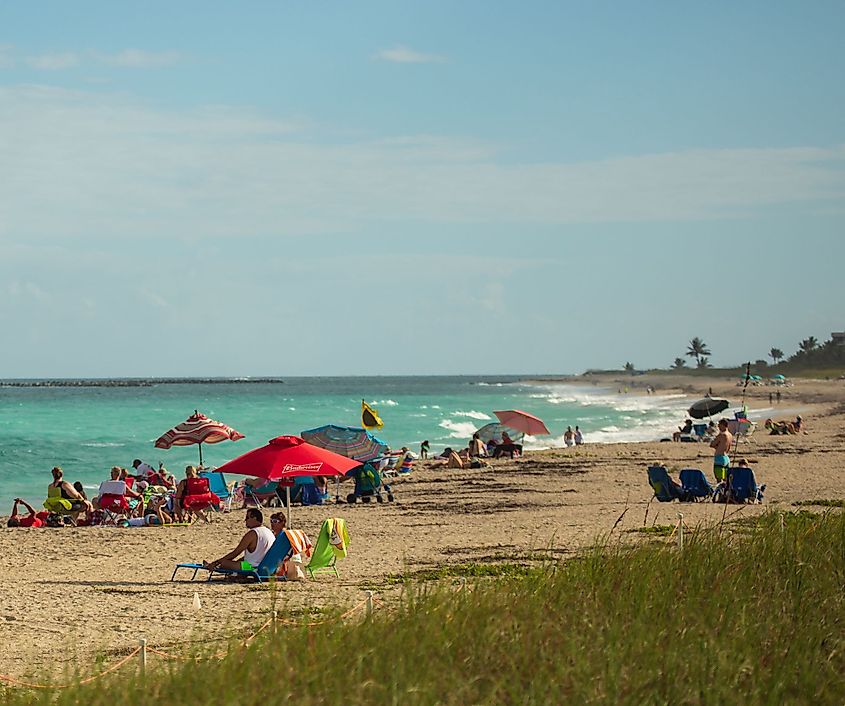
[1,1,843,377]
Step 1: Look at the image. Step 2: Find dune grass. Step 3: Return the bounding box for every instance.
[794,498,845,508]
[4,511,844,705]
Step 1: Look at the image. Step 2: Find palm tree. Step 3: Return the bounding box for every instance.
[672,357,687,369]
[697,356,712,369]
[799,337,818,354]
[624,361,635,374]
[686,337,711,366]
[769,348,784,364]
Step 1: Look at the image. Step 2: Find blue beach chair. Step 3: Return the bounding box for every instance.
[727,466,765,504]
[647,465,686,502]
[679,468,713,502]
[200,471,234,512]
[171,531,292,582]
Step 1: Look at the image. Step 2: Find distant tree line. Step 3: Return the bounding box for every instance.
[620,333,845,374]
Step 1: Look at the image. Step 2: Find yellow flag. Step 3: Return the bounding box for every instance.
[361,399,384,430]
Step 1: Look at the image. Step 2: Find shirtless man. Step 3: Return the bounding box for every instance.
[203,508,276,572]
[710,419,733,484]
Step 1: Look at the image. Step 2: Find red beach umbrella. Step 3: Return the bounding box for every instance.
[154,410,245,466]
[214,435,359,482]
[493,409,550,436]
[214,436,361,524]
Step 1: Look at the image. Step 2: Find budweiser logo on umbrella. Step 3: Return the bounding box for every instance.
[283,462,323,474]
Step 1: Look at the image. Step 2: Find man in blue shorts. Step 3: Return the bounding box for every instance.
[710,418,733,483]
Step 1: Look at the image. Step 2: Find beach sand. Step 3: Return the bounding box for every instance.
[1,374,843,681]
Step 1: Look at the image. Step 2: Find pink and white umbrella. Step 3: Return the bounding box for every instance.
[493,409,550,436]
[155,410,245,466]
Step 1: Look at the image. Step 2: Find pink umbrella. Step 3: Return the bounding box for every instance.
[214,436,361,524]
[493,409,550,436]
[155,410,245,466]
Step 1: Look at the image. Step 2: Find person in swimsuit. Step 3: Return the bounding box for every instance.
[203,508,275,572]
[709,419,733,484]
[7,498,49,527]
[47,466,93,523]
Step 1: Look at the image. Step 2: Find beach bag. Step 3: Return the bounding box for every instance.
[286,555,305,581]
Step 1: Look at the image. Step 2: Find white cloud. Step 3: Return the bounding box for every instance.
[0,85,843,243]
[375,45,446,64]
[25,52,80,70]
[95,49,182,68]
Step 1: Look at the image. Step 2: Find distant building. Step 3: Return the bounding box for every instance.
[832,332,845,346]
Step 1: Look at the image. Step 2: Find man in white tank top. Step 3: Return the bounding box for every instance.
[203,508,276,572]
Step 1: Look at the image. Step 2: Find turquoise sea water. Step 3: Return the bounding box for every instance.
[0,376,698,510]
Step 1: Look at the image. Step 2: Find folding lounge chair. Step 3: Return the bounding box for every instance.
[43,489,85,522]
[200,471,235,512]
[378,456,400,478]
[171,531,293,582]
[727,467,765,504]
[346,463,394,504]
[181,477,222,520]
[307,518,349,578]
[679,468,713,502]
[97,480,133,524]
[243,480,282,508]
[647,465,686,502]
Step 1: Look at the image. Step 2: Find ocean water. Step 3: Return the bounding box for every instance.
[0,376,696,509]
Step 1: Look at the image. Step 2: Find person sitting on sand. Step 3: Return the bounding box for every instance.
[47,466,93,523]
[122,494,172,527]
[673,419,693,442]
[469,432,487,458]
[7,498,49,527]
[203,508,275,573]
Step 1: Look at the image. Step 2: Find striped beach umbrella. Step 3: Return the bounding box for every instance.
[476,422,525,446]
[300,424,389,463]
[154,410,245,466]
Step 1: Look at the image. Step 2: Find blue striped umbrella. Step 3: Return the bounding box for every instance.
[300,425,389,462]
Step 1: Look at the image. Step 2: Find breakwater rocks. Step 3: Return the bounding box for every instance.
[0,378,285,388]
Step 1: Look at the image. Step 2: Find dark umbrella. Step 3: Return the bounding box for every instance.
[688,397,729,419]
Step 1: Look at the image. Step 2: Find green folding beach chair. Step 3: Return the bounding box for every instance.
[307,517,350,578]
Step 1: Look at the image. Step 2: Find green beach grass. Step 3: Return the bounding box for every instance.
[4,511,844,705]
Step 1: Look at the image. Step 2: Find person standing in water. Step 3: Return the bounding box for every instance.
[574,426,584,445]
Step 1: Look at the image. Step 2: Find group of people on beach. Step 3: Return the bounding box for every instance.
[7,460,222,528]
[563,426,584,447]
[431,430,524,470]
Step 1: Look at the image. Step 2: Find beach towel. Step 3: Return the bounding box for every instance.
[284,528,313,558]
[307,518,350,578]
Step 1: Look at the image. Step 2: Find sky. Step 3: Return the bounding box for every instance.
[1,1,844,377]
